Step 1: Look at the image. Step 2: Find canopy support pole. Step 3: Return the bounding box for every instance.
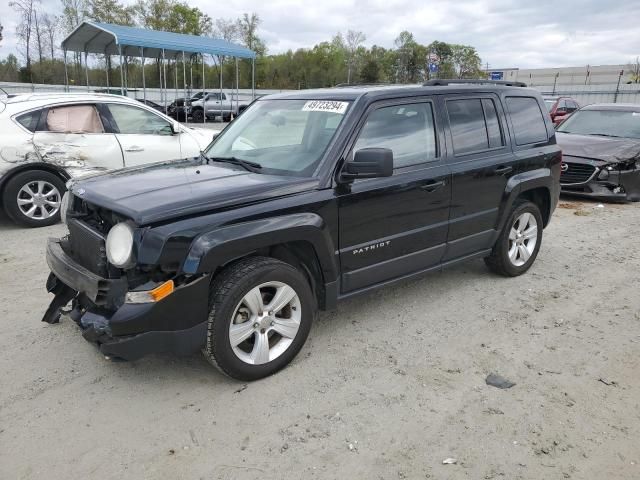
[202,54,206,124]
[118,46,124,96]
[219,55,223,123]
[84,51,90,91]
[141,48,146,101]
[252,57,255,100]
[63,49,69,92]
[162,49,167,115]
[182,51,187,125]
[123,55,128,93]
[105,50,109,89]
[174,56,178,118]
[235,57,239,117]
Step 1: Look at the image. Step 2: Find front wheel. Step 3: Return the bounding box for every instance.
[2,170,65,227]
[203,257,315,380]
[484,200,543,276]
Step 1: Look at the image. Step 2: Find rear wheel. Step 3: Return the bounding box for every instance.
[203,257,315,380]
[2,170,65,227]
[192,109,205,123]
[484,200,543,276]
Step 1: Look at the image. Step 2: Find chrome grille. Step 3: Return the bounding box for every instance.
[560,162,597,185]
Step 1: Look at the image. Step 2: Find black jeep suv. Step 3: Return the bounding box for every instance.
[42,80,561,380]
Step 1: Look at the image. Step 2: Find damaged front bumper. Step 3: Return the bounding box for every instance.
[43,238,210,361]
[560,156,640,202]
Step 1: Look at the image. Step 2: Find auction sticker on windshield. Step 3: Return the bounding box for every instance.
[302,101,349,114]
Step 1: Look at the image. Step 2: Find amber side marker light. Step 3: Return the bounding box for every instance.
[126,279,175,304]
[150,280,175,302]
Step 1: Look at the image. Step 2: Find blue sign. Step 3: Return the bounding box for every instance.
[490,71,504,80]
[429,63,439,73]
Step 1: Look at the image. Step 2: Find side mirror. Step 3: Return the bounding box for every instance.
[170,123,181,135]
[341,148,393,181]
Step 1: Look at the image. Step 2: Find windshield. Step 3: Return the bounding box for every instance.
[544,100,556,111]
[556,109,640,139]
[205,99,350,176]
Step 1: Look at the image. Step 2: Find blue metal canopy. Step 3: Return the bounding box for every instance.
[62,21,256,59]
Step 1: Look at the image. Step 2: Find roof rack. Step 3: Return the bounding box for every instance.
[423,79,527,87]
[334,82,396,88]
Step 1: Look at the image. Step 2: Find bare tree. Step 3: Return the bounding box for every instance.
[60,0,87,83]
[41,14,60,61]
[33,10,45,64]
[237,12,265,55]
[10,0,40,82]
[214,18,240,43]
[345,30,365,83]
[628,57,640,84]
[0,22,4,46]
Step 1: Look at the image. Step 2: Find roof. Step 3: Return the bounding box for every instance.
[0,92,140,114]
[265,83,542,102]
[62,21,256,59]
[582,103,640,111]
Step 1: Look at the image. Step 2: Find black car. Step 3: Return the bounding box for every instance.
[555,103,640,202]
[136,98,165,112]
[42,80,561,380]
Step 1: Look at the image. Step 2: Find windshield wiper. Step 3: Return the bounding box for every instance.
[202,154,262,173]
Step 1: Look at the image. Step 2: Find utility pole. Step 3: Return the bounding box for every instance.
[614,70,624,103]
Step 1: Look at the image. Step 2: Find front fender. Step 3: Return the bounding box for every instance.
[182,213,339,282]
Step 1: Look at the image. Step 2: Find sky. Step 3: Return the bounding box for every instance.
[1,0,639,69]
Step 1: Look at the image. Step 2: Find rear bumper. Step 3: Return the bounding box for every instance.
[44,238,211,360]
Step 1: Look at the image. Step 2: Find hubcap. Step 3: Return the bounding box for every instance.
[229,281,301,365]
[17,181,61,220]
[508,212,538,267]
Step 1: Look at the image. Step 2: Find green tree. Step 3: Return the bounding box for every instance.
[450,44,482,78]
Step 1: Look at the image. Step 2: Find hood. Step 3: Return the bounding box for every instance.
[71,158,319,225]
[182,126,220,148]
[555,132,640,163]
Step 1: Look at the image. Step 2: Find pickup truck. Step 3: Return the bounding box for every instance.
[41,80,561,380]
[189,92,248,122]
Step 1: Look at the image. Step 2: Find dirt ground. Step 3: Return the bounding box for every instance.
[0,198,638,480]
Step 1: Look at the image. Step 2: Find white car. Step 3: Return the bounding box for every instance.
[0,92,216,227]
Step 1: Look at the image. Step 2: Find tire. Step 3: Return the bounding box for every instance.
[2,170,66,227]
[192,109,204,123]
[484,200,543,277]
[203,256,315,380]
[223,113,232,122]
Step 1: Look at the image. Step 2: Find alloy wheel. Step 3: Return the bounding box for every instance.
[17,180,62,220]
[229,281,301,365]
[508,212,538,267]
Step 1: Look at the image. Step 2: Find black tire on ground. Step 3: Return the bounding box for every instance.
[192,109,205,123]
[203,256,315,381]
[223,113,232,122]
[2,170,66,228]
[484,200,543,277]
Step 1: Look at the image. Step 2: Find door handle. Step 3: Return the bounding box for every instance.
[420,180,445,192]
[494,165,513,175]
[125,146,144,152]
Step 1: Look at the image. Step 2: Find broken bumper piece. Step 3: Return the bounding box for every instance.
[42,238,210,361]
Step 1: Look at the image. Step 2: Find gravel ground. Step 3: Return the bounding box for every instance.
[0,199,639,480]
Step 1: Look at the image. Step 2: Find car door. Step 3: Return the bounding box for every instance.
[337,98,451,294]
[442,95,518,261]
[31,103,124,171]
[104,102,182,167]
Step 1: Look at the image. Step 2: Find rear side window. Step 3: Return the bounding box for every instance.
[354,102,437,168]
[447,98,505,155]
[15,110,41,132]
[46,105,104,133]
[505,97,548,145]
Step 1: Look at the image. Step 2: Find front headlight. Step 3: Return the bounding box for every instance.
[60,192,70,224]
[106,222,135,268]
